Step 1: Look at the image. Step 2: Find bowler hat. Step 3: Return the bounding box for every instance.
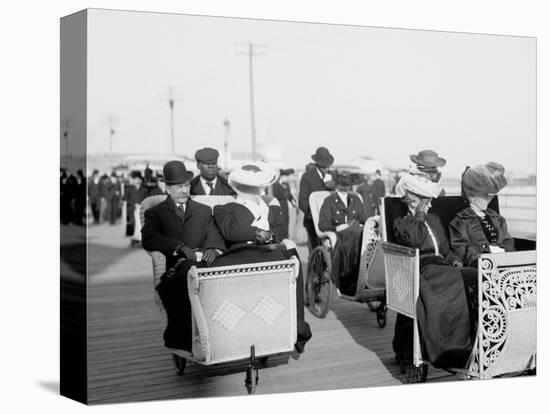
[195,147,219,163]
[130,170,143,180]
[410,150,446,168]
[311,147,334,168]
[279,168,295,176]
[162,160,193,185]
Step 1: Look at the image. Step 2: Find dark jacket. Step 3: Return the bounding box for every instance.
[189,175,236,196]
[449,207,515,267]
[318,192,367,232]
[298,167,328,219]
[142,197,226,269]
[356,183,376,217]
[124,184,148,207]
[372,178,386,199]
[213,196,285,249]
[394,212,461,265]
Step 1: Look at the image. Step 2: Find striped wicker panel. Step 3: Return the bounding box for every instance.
[474,251,536,378]
[188,259,299,364]
[381,242,419,318]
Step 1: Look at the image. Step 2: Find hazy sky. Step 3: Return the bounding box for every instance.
[83,9,536,177]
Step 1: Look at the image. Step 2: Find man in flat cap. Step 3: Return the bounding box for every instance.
[142,160,226,351]
[190,147,236,196]
[299,147,335,251]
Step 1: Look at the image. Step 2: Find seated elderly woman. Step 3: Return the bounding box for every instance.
[450,162,515,267]
[318,170,368,296]
[212,162,312,353]
[392,173,478,369]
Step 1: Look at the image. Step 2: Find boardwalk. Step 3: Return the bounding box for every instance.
[85,223,455,404]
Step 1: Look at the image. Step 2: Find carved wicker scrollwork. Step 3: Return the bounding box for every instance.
[478,256,537,376]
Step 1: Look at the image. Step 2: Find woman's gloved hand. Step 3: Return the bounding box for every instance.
[255,229,274,244]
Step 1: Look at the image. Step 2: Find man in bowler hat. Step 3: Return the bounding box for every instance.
[299,147,335,251]
[190,147,236,196]
[142,160,226,350]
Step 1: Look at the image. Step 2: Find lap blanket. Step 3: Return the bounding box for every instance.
[416,257,473,368]
[156,244,311,352]
[331,226,363,296]
[393,258,476,369]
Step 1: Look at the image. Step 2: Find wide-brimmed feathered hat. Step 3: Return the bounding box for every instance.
[228,162,279,194]
[461,162,507,198]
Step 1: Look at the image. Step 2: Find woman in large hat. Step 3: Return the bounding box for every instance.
[449,162,514,267]
[392,172,478,370]
[213,162,312,353]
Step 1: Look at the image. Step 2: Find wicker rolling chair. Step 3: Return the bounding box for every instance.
[139,194,300,393]
[380,195,536,380]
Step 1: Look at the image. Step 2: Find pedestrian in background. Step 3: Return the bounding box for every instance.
[372,169,386,215]
[299,147,335,251]
[272,168,296,239]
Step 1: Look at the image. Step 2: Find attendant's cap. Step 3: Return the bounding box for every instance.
[162,161,194,185]
[195,147,219,163]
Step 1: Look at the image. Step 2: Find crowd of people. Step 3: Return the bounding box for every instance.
[62,145,516,368]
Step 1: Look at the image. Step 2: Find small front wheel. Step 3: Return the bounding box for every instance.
[172,354,187,376]
[376,306,387,328]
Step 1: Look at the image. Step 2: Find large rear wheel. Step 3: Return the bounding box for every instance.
[306,246,333,318]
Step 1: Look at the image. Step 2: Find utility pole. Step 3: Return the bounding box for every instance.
[160,85,184,156]
[63,119,69,168]
[108,115,118,168]
[223,116,230,169]
[236,43,267,161]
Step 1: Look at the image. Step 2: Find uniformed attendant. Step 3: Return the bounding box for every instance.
[190,147,236,196]
[318,171,368,296]
[142,160,226,351]
[298,147,335,251]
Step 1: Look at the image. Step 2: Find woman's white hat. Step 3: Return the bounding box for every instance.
[228,161,280,192]
[395,172,443,199]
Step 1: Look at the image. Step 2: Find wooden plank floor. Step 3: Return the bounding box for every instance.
[86,222,456,404]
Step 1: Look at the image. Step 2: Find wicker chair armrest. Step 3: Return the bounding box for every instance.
[147,251,167,287]
[380,241,417,257]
